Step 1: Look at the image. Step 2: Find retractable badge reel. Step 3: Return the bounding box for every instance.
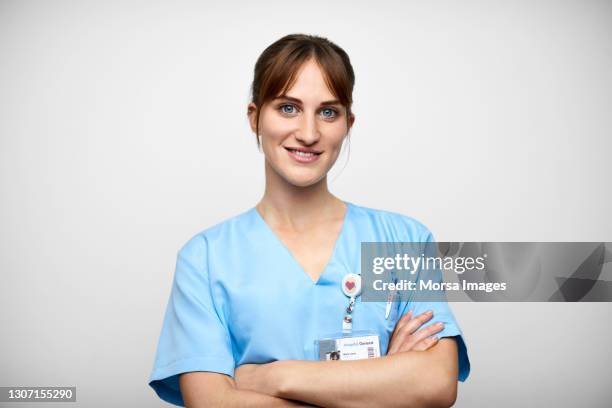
[341,273,362,333]
[315,272,381,361]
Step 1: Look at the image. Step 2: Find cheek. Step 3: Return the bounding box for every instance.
[261,116,295,140]
[325,124,349,148]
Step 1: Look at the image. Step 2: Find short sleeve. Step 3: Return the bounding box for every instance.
[148,233,235,406]
[398,227,471,382]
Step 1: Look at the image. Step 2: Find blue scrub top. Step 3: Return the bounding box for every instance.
[149,202,470,406]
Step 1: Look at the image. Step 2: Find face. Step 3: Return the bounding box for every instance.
[248,58,355,188]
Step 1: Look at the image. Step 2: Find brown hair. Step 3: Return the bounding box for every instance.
[249,34,355,147]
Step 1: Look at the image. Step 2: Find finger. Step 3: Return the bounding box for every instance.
[388,321,411,354]
[390,311,434,352]
[389,310,412,349]
[411,336,440,352]
[389,320,422,354]
[391,310,412,339]
[392,310,413,334]
[388,313,415,354]
[402,310,434,335]
[396,321,443,352]
[390,311,416,339]
[410,321,445,345]
[402,334,439,353]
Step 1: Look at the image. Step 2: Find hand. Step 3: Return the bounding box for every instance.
[387,310,444,355]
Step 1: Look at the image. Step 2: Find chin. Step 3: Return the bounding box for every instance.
[286,177,323,188]
[283,171,326,188]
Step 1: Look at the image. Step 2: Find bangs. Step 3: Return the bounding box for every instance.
[250,34,355,145]
[257,46,353,109]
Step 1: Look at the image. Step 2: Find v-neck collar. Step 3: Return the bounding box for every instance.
[250,201,352,285]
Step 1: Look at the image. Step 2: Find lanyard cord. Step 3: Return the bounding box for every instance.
[342,297,355,333]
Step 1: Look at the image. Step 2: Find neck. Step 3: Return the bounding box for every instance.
[256,161,345,230]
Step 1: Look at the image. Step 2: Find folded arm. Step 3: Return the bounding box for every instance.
[238,338,458,408]
[235,311,459,408]
[179,371,316,407]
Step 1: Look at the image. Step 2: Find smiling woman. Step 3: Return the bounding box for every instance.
[248,52,354,188]
[148,33,470,408]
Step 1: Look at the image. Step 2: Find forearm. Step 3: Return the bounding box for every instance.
[196,388,313,408]
[180,372,315,408]
[264,340,458,408]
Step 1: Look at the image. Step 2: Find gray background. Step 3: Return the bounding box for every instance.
[1,0,611,406]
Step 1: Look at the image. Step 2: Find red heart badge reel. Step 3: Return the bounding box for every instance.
[341,273,362,298]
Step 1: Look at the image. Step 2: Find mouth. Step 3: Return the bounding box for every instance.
[284,147,322,163]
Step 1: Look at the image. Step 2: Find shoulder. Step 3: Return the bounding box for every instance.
[348,202,435,242]
[177,208,255,257]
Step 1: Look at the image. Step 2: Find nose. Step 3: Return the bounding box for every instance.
[295,113,321,145]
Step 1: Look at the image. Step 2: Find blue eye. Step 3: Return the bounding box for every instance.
[321,108,338,119]
[277,103,338,119]
[279,104,297,115]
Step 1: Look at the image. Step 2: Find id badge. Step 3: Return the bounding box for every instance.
[316,330,381,361]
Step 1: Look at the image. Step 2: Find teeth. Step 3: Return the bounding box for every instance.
[293,150,315,157]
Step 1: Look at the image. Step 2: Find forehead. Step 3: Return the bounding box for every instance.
[283,59,337,102]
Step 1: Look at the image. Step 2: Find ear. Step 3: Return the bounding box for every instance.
[247,102,258,134]
[348,112,355,130]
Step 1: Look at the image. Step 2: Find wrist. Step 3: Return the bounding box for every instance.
[268,360,294,398]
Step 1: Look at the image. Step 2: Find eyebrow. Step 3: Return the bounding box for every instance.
[272,94,342,106]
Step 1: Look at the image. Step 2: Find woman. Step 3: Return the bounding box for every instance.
[149,34,470,407]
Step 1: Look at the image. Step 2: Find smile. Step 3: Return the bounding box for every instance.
[284,147,322,163]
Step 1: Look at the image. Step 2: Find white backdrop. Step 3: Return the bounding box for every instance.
[1,0,611,406]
